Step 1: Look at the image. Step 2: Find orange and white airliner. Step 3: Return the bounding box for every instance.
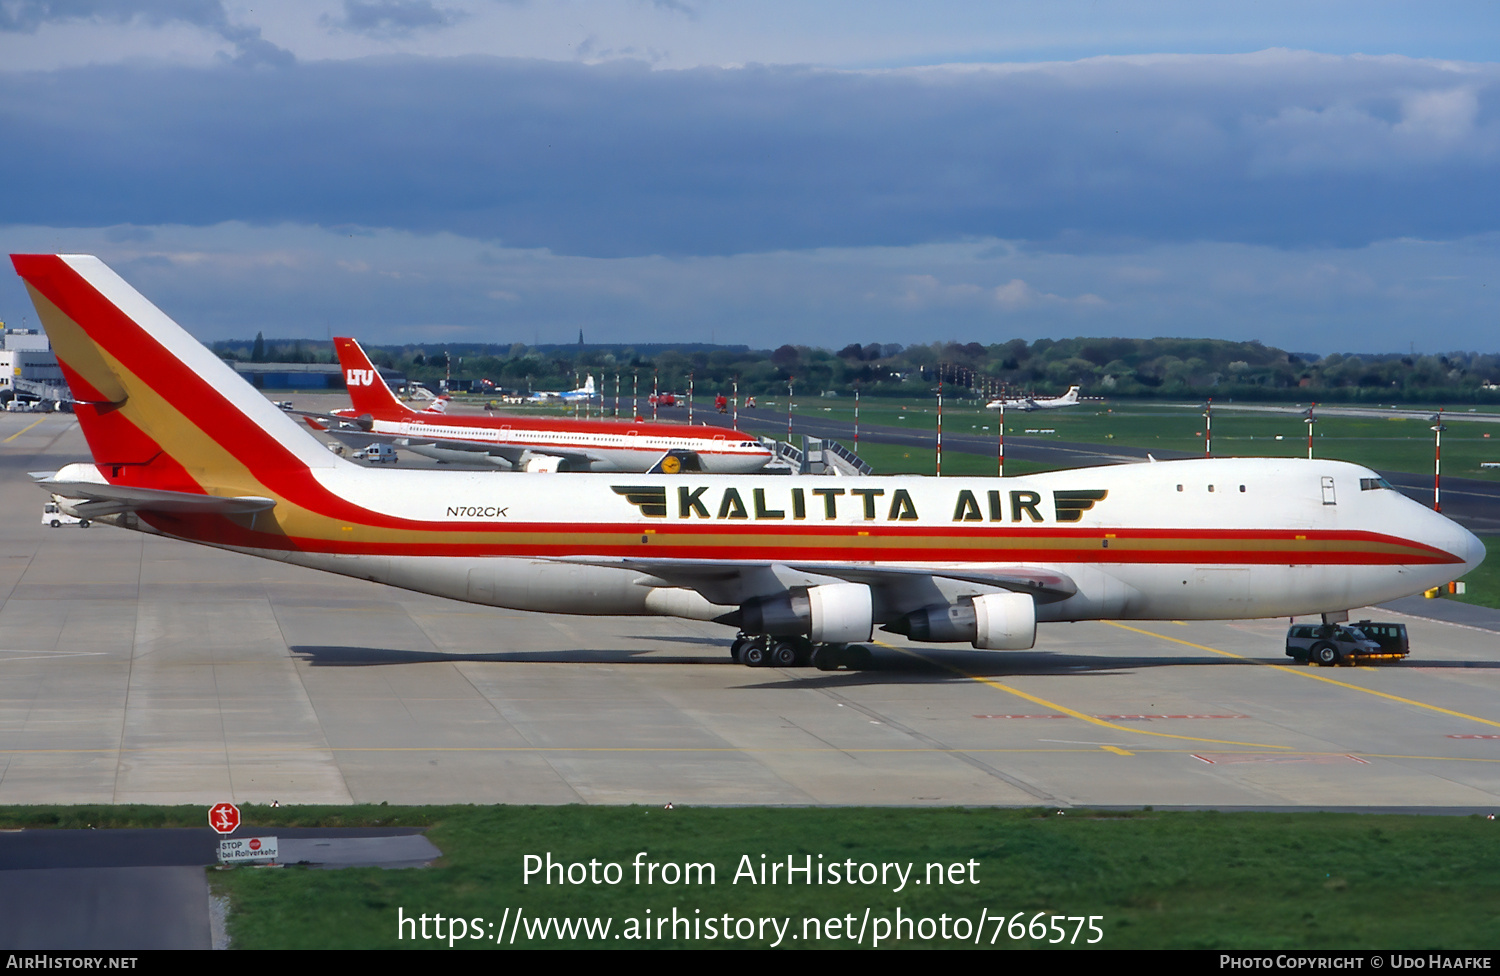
[319,336,772,473]
[17,255,1483,668]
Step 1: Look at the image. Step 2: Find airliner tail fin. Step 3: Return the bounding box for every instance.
[333,337,414,418]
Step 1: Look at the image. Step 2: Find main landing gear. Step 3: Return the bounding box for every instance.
[729,634,875,671]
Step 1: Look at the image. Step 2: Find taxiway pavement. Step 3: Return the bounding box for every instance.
[3,412,1497,810]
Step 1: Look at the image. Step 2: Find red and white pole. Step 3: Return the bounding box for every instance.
[787,377,794,445]
[1433,407,1446,512]
[853,383,860,455]
[936,376,943,477]
[1205,398,1213,458]
[998,391,1005,477]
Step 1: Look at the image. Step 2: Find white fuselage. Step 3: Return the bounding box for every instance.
[346,413,773,474]
[145,456,1480,625]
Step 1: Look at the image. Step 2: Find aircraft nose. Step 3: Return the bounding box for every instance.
[1459,524,1487,575]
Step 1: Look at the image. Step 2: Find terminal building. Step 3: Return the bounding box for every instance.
[229,361,406,391]
[0,328,68,404]
[0,325,409,400]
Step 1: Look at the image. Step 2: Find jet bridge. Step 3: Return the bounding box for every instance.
[759,435,872,476]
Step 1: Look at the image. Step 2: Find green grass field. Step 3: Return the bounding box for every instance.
[771,397,1500,482]
[1449,536,1500,610]
[10,804,1498,949]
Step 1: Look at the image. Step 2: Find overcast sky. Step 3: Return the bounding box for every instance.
[2,2,1497,353]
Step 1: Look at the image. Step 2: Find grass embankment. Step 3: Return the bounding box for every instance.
[772,397,1500,482]
[8,805,1498,949]
[1450,536,1500,610]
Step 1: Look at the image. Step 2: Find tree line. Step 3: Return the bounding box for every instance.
[213,333,1500,405]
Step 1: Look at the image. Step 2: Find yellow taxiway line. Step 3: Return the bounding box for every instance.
[879,641,1289,750]
[2,417,47,443]
[1103,621,1500,732]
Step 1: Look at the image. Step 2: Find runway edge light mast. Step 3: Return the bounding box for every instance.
[997,382,1005,477]
[1203,398,1213,457]
[1430,408,1446,513]
[935,365,944,478]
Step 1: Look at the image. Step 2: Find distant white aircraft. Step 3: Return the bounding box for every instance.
[986,385,1082,411]
[529,375,596,404]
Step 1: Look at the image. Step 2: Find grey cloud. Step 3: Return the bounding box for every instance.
[102,224,153,242]
[646,0,695,17]
[1,52,1498,257]
[0,0,224,31]
[0,0,292,65]
[325,1,464,36]
[2,223,1497,353]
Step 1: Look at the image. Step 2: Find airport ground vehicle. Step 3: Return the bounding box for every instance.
[1285,621,1410,665]
[351,443,399,464]
[41,501,88,528]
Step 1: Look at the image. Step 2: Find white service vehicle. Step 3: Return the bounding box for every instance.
[351,443,399,464]
[42,501,89,528]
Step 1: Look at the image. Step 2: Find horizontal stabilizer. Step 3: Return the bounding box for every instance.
[34,470,275,517]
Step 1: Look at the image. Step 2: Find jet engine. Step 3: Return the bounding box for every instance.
[885,592,1036,650]
[735,583,874,643]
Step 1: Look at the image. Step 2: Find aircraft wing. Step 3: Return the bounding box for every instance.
[33,471,275,518]
[547,556,1077,610]
[311,422,611,469]
[398,434,609,468]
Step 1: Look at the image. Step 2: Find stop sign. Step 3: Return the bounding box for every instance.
[209,802,240,834]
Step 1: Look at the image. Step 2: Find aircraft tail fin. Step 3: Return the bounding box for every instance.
[1063,385,1080,403]
[584,375,596,395]
[10,255,338,503]
[333,337,415,418]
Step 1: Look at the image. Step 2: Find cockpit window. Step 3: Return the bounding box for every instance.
[1360,477,1395,491]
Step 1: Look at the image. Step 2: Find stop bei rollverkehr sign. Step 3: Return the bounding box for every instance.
[209,802,240,834]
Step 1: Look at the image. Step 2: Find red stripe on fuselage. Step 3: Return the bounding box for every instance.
[186,516,1458,565]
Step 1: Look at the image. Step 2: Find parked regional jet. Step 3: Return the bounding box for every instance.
[320,337,772,473]
[17,256,1484,669]
[986,385,1082,411]
[528,375,596,404]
